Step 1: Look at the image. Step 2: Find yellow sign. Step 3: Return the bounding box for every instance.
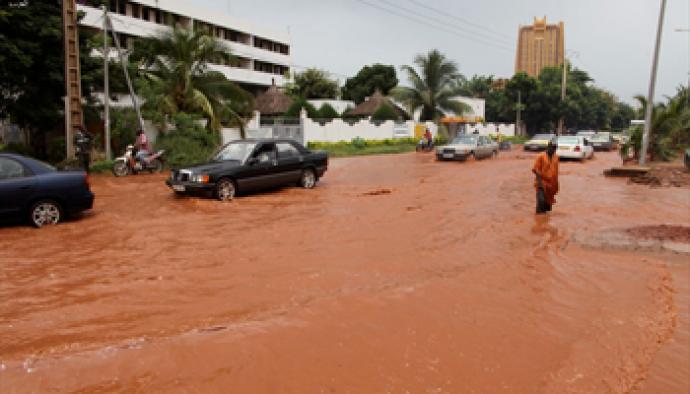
[414,124,427,139]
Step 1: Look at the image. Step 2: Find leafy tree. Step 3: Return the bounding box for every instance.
[316,103,339,119]
[460,75,493,98]
[131,27,253,132]
[371,103,400,121]
[611,101,636,131]
[391,49,471,123]
[342,64,398,104]
[285,97,319,118]
[286,68,339,99]
[0,1,103,158]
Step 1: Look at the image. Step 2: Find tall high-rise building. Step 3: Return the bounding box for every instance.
[515,17,564,77]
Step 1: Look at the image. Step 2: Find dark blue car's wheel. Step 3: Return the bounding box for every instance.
[30,200,62,228]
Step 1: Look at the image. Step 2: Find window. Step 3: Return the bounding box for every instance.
[130,4,140,18]
[277,143,300,158]
[253,143,277,163]
[142,6,150,21]
[0,158,27,180]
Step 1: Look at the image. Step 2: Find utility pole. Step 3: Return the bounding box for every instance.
[106,15,145,130]
[102,6,111,160]
[557,58,568,136]
[516,91,523,136]
[639,0,667,166]
[62,0,83,158]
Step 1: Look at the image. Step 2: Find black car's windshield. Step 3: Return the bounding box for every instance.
[213,142,257,162]
[451,136,477,145]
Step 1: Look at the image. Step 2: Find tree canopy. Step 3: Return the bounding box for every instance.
[341,64,398,104]
[286,68,339,99]
[391,49,470,123]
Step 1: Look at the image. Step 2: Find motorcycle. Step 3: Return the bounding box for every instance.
[112,145,165,177]
[416,138,434,152]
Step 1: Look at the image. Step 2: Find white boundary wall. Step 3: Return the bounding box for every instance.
[303,118,437,143]
[461,123,516,137]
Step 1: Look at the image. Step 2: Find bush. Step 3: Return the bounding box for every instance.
[90,160,115,174]
[351,137,366,149]
[316,103,340,119]
[155,113,221,168]
[285,97,319,118]
[1,143,34,156]
[110,107,139,155]
[371,103,400,121]
[46,137,66,163]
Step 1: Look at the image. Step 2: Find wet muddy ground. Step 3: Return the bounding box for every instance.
[1,150,688,393]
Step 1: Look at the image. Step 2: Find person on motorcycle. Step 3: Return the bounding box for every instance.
[424,128,433,149]
[134,129,151,168]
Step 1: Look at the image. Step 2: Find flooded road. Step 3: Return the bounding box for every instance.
[1,150,688,393]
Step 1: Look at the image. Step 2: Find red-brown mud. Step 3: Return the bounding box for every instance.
[1,150,688,393]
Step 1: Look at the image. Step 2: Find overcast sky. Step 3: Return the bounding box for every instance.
[196,0,688,104]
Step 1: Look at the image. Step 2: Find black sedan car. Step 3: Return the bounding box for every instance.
[166,139,328,201]
[0,153,94,227]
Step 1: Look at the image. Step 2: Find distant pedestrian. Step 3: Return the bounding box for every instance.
[73,125,92,173]
[532,141,559,214]
[424,128,432,148]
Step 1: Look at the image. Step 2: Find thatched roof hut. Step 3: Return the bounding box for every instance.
[344,90,409,119]
[255,82,293,116]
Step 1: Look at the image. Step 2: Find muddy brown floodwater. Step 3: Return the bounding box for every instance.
[1,150,689,393]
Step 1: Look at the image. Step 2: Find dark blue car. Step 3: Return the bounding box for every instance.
[0,153,94,227]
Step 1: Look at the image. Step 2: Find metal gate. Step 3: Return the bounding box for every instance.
[256,118,304,145]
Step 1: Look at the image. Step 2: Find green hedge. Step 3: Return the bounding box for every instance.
[155,113,221,168]
[308,137,419,157]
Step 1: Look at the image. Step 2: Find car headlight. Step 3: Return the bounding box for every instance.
[192,174,210,184]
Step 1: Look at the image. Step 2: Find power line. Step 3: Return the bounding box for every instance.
[404,0,513,43]
[377,0,513,47]
[353,0,513,52]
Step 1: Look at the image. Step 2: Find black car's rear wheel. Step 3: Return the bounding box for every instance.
[215,178,236,201]
[300,168,316,189]
[30,200,62,228]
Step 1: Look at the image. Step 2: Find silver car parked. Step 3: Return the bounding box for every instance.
[436,135,499,161]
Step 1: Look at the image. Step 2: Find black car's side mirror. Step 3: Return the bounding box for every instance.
[247,157,259,166]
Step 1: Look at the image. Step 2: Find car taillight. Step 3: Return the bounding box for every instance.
[574,146,581,152]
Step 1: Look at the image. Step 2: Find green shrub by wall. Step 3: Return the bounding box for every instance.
[155,113,221,168]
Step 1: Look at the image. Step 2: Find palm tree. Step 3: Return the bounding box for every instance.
[624,87,689,161]
[132,27,254,133]
[391,49,471,123]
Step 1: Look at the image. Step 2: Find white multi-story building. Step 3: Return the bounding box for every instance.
[77,0,292,94]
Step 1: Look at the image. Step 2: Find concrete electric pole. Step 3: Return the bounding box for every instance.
[102,6,111,160]
[62,0,83,158]
[639,0,667,166]
[557,58,568,136]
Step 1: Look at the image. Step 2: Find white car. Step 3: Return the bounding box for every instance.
[436,135,498,161]
[556,136,594,161]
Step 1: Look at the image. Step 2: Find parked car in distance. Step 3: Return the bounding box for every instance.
[0,153,94,227]
[436,135,498,161]
[523,134,555,151]
[588,132,615,151]
[166,139,328,201]
[555,136,594,161]
[576,130,596,139]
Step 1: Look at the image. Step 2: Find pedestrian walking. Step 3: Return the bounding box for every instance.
[532,141,559,214]
[73,125,93,173]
